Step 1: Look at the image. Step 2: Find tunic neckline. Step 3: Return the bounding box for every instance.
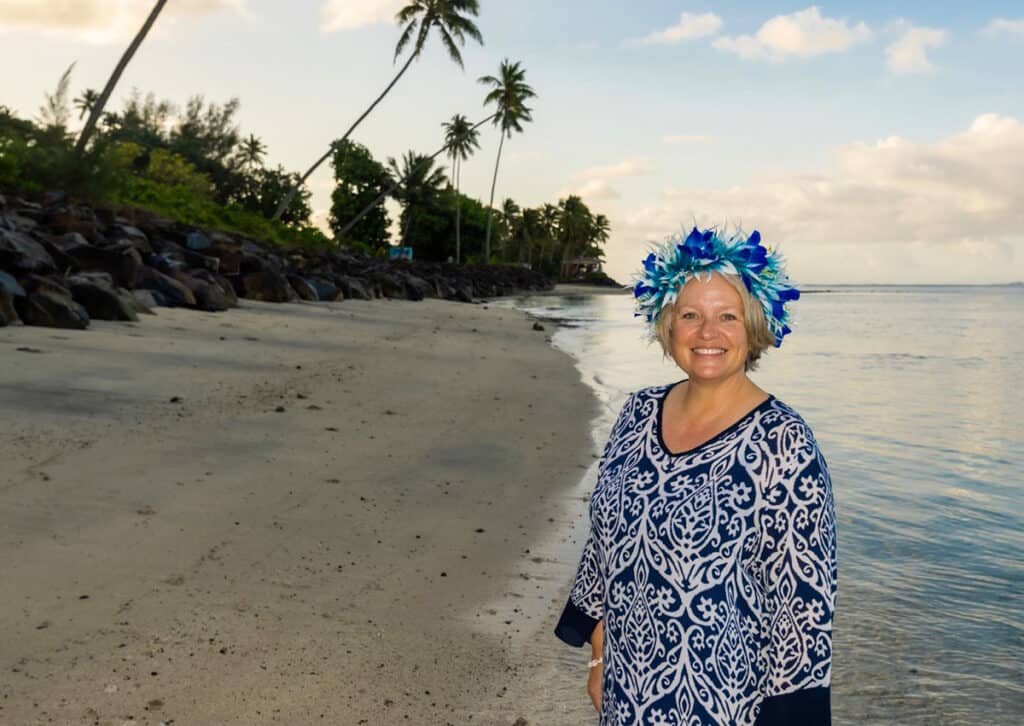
[655,380,776,457]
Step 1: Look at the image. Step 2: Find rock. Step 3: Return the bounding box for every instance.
[182,248,220,273]
[308,277,343,302]
[211,273,238,306]
[0,192,6,208]
[135,265,197,307]
[0,270,26,297]
[15,288,89,329]
[0,228,56,273]
[336,275,372,300]
[132,289,158,312]
[238,270,293,302]
[206,241,242,274]
[185,231,212,251]
[172,270,232,311]
[48,232,91,253]
[0,291,18,325]
[532,321,545,331]
[68,273,138,321]
[288,275,319,301]
[64,244,143,288]
[44,205,99,240]
[404,274,433,300]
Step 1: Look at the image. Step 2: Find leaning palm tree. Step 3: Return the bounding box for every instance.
[442,113,480,263]
[272,0,482,220]
[75,0,167,153]
[479,59,536,264]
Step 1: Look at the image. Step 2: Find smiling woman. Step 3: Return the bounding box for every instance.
[555,227,836,726]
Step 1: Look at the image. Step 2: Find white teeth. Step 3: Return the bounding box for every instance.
[693,348,725,354]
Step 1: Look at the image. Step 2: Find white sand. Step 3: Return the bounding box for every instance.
[0,298,601,725]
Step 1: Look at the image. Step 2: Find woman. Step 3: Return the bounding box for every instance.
[555,227,836,726]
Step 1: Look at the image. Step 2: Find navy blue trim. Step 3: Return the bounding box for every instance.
[755,686,831,726]
[554,597,599,647]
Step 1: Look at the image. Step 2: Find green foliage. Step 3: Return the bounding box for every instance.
[389,150,448,246]
[329,140,392,249]
[235,165,312,226]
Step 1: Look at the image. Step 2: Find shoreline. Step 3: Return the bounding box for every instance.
[0,298,598,725]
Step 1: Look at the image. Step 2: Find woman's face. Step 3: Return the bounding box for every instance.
[669,274,750,383]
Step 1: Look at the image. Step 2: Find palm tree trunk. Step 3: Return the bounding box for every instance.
[454,156,463,264]
[483,131,506,265]
[74,0,167,154]
[272,50,419,221]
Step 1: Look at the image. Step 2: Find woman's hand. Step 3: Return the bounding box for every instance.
[587,660,603,712]
[588,619,604,712]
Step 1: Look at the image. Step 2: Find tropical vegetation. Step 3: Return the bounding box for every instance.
[1,0,614,278]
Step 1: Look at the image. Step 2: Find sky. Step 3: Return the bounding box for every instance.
[1,1,1023,284]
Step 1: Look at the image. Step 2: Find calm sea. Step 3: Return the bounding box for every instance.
[500,285,1024,725]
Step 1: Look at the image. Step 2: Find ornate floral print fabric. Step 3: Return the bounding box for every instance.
[564,384,836,726]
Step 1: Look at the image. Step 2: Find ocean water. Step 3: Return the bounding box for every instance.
[501,285,1024,725]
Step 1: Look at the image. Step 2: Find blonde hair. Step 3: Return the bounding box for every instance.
[654,272,776,371]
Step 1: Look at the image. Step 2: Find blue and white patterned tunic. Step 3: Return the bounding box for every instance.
[556,383,836,726]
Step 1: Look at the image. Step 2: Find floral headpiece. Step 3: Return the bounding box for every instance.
[633,226,800,346]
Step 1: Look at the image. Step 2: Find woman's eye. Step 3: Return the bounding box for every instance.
[680,312,698,320]
[721,313,738,321]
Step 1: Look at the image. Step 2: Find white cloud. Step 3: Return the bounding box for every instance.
[563,159,655,201]
[662,134,710,145]
[0,0,246,44]
[629,12,723,46]
[982,18,1024,38]
[886,21,948,74]
[609,114,1024,279]
[321,0,403,33]
[713,6,871,60]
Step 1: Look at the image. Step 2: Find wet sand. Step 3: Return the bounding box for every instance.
[0,298,600,725]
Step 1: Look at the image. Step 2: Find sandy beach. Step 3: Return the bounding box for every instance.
[0,298,601,725]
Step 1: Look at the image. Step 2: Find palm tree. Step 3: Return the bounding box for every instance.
[73,88,100,121]
[500,197,520,263]
[442,113,480,263]
[75,0,167,153]
[335,111,494,241]
[388,150,448,247]
[272,0,482,220]
[238,133,267,170]
[479,59,536,264]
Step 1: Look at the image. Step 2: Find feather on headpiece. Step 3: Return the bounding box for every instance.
[633,226,800,346]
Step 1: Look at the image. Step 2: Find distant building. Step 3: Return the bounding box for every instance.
[560,257,604,280]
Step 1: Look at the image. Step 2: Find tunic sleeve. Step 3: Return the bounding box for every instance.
[554,393,634,648]
[754,420,837,724]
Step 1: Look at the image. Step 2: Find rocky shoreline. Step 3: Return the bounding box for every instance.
[0,190,555,329]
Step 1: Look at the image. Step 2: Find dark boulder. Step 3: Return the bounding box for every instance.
[308,277,342,302]
[336,275,372,300]
[238,269,294,302]
[288,275,319,301]
[135,265,197,307]
[172,269,233,311]
[64,244,143,288]
[67,273,139,321]
[15,287,89,329]
[185,231,212,251]
[43,205,99,240]
[0,228,56,273]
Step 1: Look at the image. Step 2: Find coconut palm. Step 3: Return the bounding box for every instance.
[75,0,167,153]
[272,0,483,220]
[388,150,448,247]
[73,88,100,121]
[442,113,480,263]
[238,133,267,170]
[336,112,493,241]
[479,59,535,264]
